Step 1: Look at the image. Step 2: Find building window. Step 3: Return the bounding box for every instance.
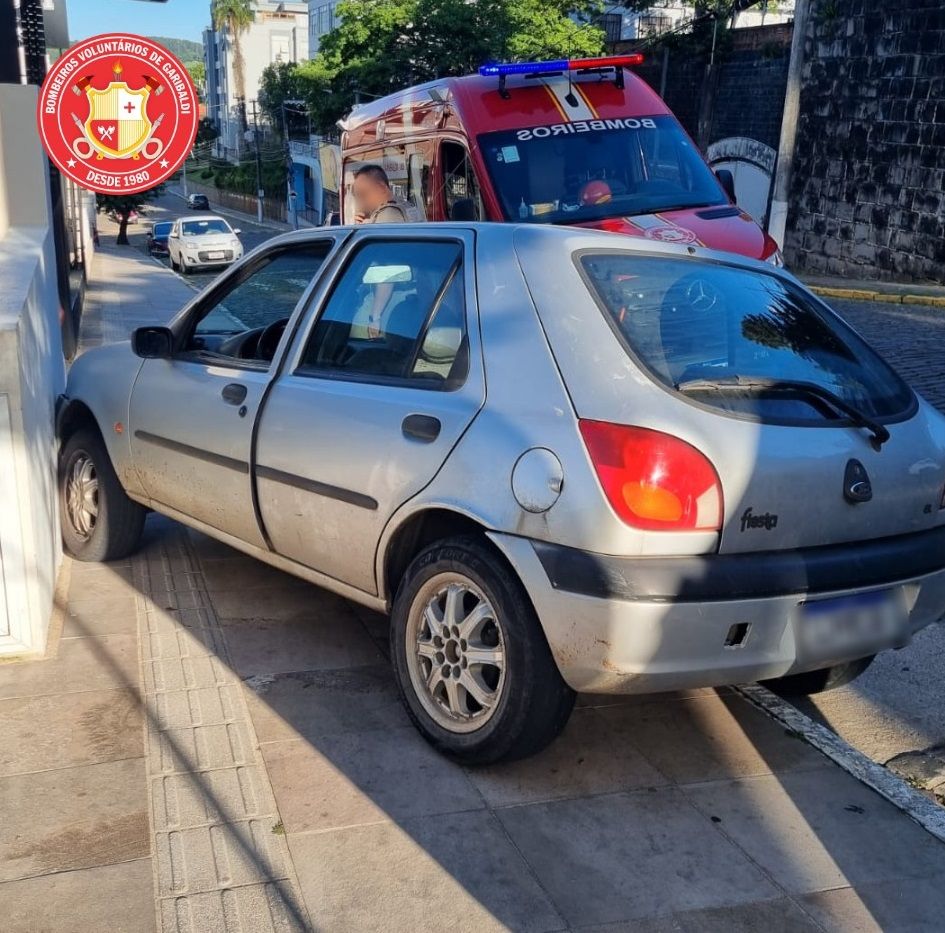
[597,13,622,44]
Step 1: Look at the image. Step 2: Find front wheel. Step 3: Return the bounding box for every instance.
[761,655,875,696]
[59,428,146,562]
[391,536,575,765]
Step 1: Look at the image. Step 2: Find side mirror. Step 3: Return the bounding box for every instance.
[232,228,242,235]
[169,230,179,239]
[716,168,736,203]
[132,326,174,359]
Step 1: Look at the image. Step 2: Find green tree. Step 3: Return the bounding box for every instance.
[302,0,605,134]
[185,60,206,98]
[96,185,165,246]
[211,0,255,130]
[259,61,311,136]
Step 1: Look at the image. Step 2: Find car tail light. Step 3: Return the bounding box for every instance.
[578,421,723,531]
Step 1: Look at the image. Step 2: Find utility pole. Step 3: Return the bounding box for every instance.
[250,99,263,223]
[768,0,809,248]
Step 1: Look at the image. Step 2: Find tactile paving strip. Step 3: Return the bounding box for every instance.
[133,526,309,932]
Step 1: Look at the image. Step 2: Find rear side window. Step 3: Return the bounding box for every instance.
[298,240,468,389]
[579,253,914,423]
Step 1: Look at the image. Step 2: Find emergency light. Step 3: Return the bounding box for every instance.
[479,54,643,78]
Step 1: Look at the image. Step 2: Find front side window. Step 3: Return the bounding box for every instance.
[441,142,483,221]
[299,239,467,389]
[480,115,726,225]
[580,253,914,423]
[183,245,330,363]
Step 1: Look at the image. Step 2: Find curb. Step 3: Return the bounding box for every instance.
[807,285,945,308]
[736,684,945,845]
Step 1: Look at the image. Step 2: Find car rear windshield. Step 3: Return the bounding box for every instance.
[478,115,726,224]
[579,253,914,423]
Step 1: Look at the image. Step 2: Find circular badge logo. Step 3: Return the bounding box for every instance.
[38,34,198,194]
[643,225,698,245]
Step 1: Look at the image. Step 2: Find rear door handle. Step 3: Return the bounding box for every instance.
[402,414,441,442]
[222,383,247,405]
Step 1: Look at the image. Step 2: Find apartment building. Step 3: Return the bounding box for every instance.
[204,1,310,158]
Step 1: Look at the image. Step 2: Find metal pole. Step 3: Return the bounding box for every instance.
[251,99,263,223]
[768,0,809,248]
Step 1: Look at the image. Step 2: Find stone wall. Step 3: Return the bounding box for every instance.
[784,0,945,283]
[631,24,792,151]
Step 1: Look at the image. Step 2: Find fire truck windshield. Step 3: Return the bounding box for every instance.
[478,115,727,224]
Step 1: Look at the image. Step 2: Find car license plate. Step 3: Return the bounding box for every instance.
[208,251,224,259]
[798,588,907,660]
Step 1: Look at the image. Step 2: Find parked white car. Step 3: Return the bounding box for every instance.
[167,215,243,274]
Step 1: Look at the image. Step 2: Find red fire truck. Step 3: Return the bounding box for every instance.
[338,55,782,263]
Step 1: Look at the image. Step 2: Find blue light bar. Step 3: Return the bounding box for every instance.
[479,60,569,77]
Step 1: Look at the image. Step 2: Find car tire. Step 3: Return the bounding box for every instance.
[59,427,146,562]
[760,655,875,696]
[170,255,178,271]
[390,535,575,765]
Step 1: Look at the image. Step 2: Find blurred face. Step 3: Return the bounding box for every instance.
[352,172,389,216]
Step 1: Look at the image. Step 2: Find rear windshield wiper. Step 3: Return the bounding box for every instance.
[675,376,891,449]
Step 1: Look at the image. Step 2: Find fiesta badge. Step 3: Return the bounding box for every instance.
[38,34,198,195]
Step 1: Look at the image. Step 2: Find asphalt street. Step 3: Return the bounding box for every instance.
[118,202,945,782]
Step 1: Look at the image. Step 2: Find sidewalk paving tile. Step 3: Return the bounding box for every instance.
[148,721,257,776]
[467,706,670,807]
[244,665,406,745]
[0,758,149,882]
[159,881,309,933]
[261,727,485,834]
[573,896,819,932]
[683,767,945,894]
[495,787,779,927]
[219,613,384,678]
[0,859,157,933]
[800,873,945,932]
[0,634,139,700]
[287,811,565,933]
[603,692,825,784]
[0,688,142,776]
[63,593,139,637]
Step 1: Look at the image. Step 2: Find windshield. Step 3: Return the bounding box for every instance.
[479,115,727,224]
[580,253,914,423]
[152,222,172,236]
[182,219,231,236]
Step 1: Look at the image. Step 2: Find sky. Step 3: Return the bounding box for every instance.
[66,0,210,45]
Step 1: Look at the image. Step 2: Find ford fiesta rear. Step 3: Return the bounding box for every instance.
[503,227,945,696]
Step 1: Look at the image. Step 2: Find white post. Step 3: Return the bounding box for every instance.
[768,0,809,249]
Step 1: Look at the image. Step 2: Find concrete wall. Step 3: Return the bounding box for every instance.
[784,0,945,282]
[0,84,65,656]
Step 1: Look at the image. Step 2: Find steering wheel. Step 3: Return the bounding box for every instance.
[256,317,290,362]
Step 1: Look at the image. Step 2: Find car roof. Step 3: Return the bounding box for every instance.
[257,221,786,280]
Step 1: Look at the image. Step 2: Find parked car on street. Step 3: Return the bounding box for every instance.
[57,223,945,763]
[187,193,210,210]
[147,221,174,256]
[167,215,243,275]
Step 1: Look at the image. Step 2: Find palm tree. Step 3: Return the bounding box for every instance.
[212,0,255,133]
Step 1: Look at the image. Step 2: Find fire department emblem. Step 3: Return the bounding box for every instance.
[643,225,698,245]
[38,34,198,194]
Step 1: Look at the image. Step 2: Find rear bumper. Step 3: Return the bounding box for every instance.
[490,529,945,694]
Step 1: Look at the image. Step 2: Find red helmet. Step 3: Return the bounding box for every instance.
[580,180,613,206]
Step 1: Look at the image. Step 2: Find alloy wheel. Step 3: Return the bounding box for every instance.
[405,573,507,733]
[65,451,99,541]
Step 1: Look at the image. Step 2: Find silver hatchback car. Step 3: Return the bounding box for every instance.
[58,223,945,763]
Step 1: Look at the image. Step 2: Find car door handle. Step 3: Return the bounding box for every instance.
[221,383,248,405]
[402,414,441,442]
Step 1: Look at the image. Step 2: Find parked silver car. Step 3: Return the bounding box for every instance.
[57,223,945,763]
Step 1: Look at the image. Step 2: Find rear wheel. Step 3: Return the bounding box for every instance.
[391,536,575,764]
[59,428,146,562]
[761,655,875,696]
